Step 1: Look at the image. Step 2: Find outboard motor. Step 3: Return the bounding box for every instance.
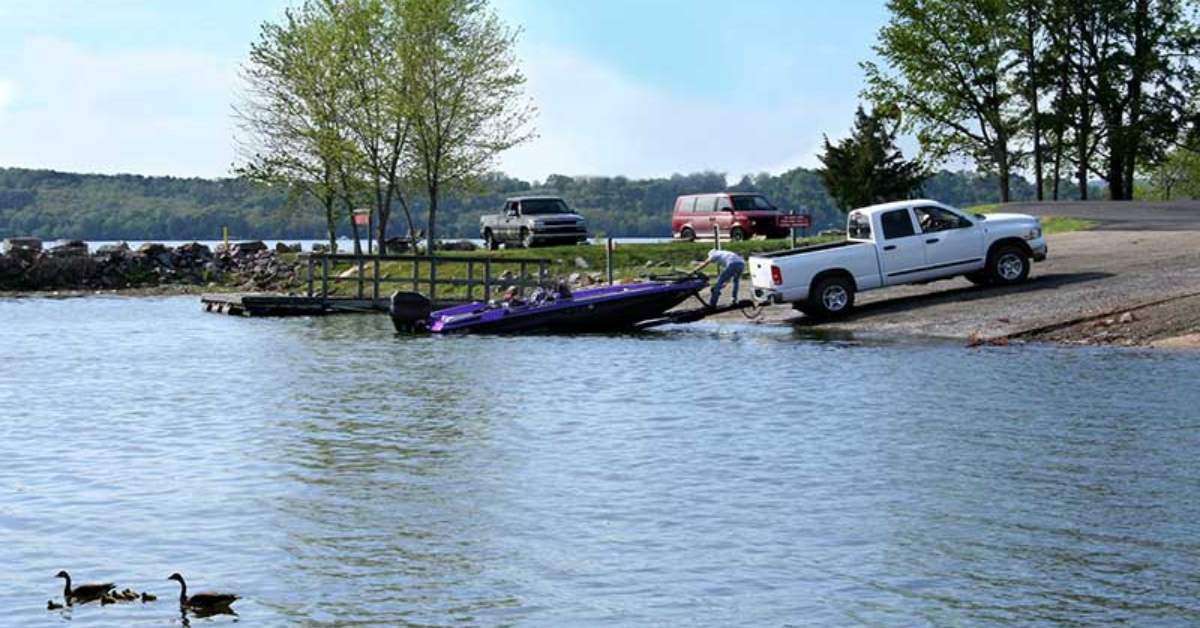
[389,291,432,333]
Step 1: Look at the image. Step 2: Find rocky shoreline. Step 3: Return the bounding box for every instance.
[0,237,304,292]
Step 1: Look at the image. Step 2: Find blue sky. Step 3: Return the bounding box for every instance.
[0,1,891,181]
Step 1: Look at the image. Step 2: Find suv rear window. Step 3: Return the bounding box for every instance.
[677,197,696,212]
[880,209,916,239]
[732,195,775,211]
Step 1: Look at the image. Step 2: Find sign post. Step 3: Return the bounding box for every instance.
[779,211,812,248]
[352,208,371,255]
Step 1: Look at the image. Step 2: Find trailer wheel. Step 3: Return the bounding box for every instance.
[987,245,1030,285]
[806,275,855,319]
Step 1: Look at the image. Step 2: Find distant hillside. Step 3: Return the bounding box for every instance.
[0,166,1042,240]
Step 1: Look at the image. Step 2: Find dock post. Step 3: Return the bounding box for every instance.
[712,225,721,250]
[320,255,330,303]
[538,261,546,287]
[519,261,527,296]
[412,258,419,293]
[372,254,380,302]
[356,252,365,299]
[606,237,614,285]
[306,255,314,297]
[430,257,438,305]
[484,259,492,302]
[467,260,475,301]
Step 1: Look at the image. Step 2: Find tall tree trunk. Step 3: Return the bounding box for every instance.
[324,197,337,252]
[1122,0,1150,200]
[1026,2,1043,200]
[995,129,1011,203]
[426,184,438,255]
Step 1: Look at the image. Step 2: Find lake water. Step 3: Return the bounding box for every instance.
[2,296,1199,626]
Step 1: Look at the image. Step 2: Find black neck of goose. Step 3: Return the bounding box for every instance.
[62,575,71,599]
[177,579,187,604]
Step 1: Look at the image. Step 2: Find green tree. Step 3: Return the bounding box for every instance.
[398,0,534,252]
[864,0,1024,202]
[817,106,929,212]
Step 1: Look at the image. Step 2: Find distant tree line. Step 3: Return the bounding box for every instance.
[1,166,1062,241]
[863,0,1200,202]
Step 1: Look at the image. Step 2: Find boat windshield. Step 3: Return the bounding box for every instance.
[522,199,570,215]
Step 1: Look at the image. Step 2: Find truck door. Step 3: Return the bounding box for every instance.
[503,201,520,241]
[913,205,985,273]
[876,208,926,284]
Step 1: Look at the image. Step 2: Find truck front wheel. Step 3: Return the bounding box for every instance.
[806,275,855,319]
[987,245,1030,285]
[521,228,535,248]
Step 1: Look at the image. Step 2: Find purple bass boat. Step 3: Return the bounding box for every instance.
[389,274,707,334]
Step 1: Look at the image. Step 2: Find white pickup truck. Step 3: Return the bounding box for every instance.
[749,200,1048,318]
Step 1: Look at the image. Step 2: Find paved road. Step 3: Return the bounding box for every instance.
[713,202,1200,341]
[1007,199,1200,230]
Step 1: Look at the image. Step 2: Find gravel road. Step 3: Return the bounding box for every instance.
[712,201,1200,347]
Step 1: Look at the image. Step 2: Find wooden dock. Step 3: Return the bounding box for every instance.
[201,293,389,317]
[202,252,553,317]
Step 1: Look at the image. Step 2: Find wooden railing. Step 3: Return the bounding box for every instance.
[301,253,553,304]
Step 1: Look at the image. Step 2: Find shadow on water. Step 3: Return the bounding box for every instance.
[790,271,1114,327]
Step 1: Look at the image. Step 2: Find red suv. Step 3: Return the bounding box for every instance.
[671,193,788,241]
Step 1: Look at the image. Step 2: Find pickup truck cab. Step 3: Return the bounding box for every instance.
[749,199,1048,318]
[480,196,588,249]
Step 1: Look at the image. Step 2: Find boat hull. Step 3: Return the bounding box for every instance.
[392,279,706,334]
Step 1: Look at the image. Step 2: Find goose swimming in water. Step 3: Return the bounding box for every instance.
[55,571,115,604]
[167,573,238,611]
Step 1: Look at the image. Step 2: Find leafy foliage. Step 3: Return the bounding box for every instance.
[817,106,929,212]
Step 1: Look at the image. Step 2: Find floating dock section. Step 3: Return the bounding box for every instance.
[201,293,388,317]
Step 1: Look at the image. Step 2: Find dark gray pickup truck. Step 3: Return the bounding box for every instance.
[480,196,589,249]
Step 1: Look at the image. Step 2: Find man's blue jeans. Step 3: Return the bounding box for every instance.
[710,261,744,307]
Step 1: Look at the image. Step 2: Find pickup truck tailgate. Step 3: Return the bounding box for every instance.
[749,257,776,290]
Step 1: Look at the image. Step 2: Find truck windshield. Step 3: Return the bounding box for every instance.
[731,195,775,211]
[522,199,570,215]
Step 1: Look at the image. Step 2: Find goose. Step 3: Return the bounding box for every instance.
[55,571,115,604]
[46,600,63,611]
[141,591,157,603]
[166,573,238,611]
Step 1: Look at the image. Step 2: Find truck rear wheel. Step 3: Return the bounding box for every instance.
[987,245,1030,285]
[484,230,498,251]
[806,275,855,319]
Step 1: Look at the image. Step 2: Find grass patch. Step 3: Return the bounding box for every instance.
[1037,216,1095,234]
[965,204,1095,235]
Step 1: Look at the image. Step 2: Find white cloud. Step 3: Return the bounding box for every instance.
[0,36,238,177]
[498,44,859,183]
